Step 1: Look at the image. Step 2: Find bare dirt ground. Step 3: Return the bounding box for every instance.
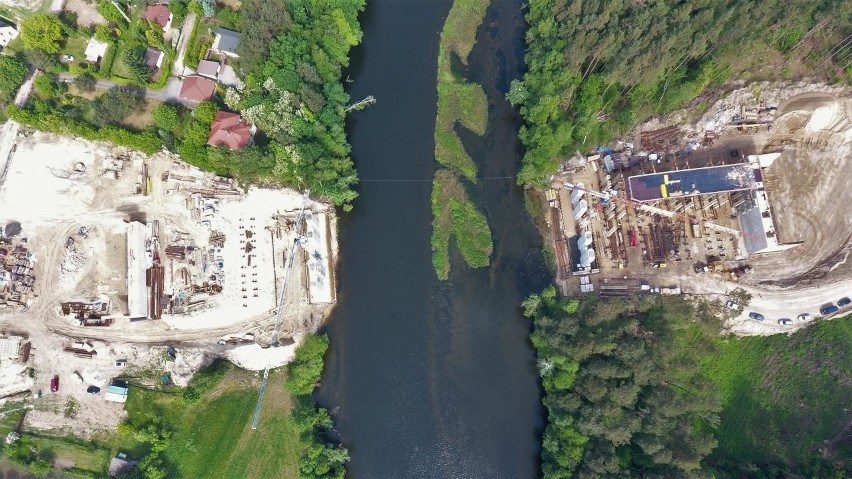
[0,131,338,435]
[683,84,852,332]
[63,0,105,27]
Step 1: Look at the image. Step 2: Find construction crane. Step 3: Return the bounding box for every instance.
[251,190,310,430]
[563,182,741,236]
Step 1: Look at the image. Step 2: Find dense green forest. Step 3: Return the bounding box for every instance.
[514,0,852,185]
[222,0,365,209]
[430,0,494,279]
[523,289,851,478]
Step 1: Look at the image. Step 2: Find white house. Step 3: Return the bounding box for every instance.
[0,20,19,47]
[84,37,110,63]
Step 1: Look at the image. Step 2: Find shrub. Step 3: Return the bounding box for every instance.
[98,44,116,77]
[0,56,28,101]
[193,100,217,124]
[8,105,162,153]
[152,103,179,131]
[73,73,97,92]
[20,13,65,54]
[34,74,65,98]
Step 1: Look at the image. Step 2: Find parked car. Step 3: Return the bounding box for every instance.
[725,300,739,310]
[796,313,812,322]
[820,304,839,316]
[61,54,74,62]
[86,386,100,394]
[50,375,59,393]
[748,312,765,321]
[778,318,792,325]
[838,297,851,308]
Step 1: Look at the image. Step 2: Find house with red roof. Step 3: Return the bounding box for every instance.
[144,4,172,31]
[207,111,254,150]
[179,75,216,102]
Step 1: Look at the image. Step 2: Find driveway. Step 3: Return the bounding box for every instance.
[172,12,197,78]
[57,74,190,106]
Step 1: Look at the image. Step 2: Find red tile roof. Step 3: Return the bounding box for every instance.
[208,111,252,150]
[180,76,215,102]
[144,5,171,28]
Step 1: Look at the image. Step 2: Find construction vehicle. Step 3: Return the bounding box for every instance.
[251,190,310,430]
[563,182,740,236]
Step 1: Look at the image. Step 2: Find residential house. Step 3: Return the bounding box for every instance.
[84,37,110,63]
[197,59,220,80]
[211,28,240,57]
[0,20,18,48]
[179,75,216,102]
[207,111,253,150]
[144,4,172,31]
[144,47,165,72]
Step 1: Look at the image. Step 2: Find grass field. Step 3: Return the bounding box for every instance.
[431,169,493,279]
[702,317,852,473]
[433,0,490,181]
[124,364,299,479]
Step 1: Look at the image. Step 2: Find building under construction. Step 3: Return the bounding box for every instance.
[548,149,796,295]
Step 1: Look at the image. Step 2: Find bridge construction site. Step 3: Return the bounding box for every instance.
[0,132,338,436]
[546,139,794,297]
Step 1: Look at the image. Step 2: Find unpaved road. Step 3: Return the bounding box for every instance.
[681,273,852,335]
[172,12,197,77]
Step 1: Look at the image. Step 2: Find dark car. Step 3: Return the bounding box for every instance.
[50,375,59,393]
[86,386,100,394]
[820,304,839,316]
[748,312,765,321]
[838,297,851,308]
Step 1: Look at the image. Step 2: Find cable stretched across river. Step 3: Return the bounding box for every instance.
[358,176,515,182]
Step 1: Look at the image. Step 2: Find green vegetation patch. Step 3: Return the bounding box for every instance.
[121,361,300,479]
[435,81,488,181]
[433,0,489,180]
[170,371,299,479]
[524,290,721,478]
[431,169,493,279]
[525,287,852,478]
[702,317,852,475]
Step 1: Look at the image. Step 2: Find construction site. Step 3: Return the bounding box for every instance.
[545,83,852,334]
[0,131,338,435]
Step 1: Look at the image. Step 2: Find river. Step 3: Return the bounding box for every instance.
[316,0,551,477]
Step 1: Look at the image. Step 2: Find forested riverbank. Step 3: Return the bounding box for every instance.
[523,289,851,477]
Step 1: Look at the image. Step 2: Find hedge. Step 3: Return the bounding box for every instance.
[98,44,117,78]
[8,106,162,154]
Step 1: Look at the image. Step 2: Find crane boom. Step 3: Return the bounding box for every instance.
[252,189,310,430]
[563,182,740,236]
